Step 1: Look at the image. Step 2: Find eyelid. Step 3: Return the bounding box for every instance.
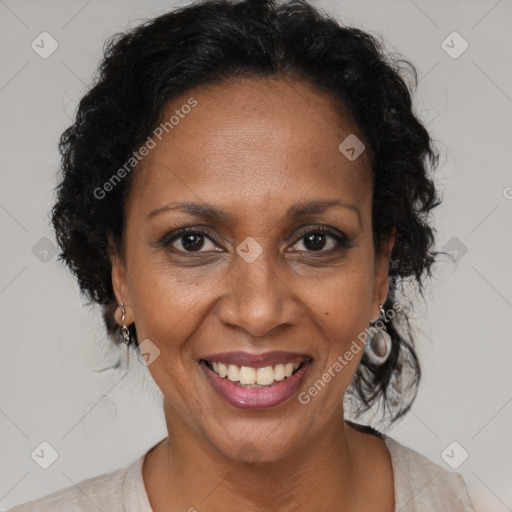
[292,225,346,241]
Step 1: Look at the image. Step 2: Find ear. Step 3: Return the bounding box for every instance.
[108,236,133,325]
[371,230,395,321]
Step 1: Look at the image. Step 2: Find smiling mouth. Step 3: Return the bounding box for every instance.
[201,359,311,388]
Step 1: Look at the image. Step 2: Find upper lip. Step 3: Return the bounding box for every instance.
[200,351,311,367]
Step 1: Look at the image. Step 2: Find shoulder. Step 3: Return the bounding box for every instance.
[7,457,140,512]
[384,435,475,511]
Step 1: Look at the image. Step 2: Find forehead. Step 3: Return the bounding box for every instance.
[126,77,372,218]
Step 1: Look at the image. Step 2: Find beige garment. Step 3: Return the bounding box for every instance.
[8,436,475,511]
[384,436,475,511]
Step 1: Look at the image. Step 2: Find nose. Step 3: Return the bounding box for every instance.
[216,248,302,338]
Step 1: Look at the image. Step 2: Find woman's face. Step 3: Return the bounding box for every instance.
[112,77,393,461]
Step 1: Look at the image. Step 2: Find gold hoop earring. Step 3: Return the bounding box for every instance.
[119,302,131,346]
[118,302,131,371]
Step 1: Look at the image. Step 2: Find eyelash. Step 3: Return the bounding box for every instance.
[160,226,352,255]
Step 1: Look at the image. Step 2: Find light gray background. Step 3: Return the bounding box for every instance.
[0,0,511,510]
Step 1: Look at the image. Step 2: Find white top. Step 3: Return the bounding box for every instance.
[8,435,475,511]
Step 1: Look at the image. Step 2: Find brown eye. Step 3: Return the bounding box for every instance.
[178,232,207,252]
[289,227,351,254]
[301,232,334,251]
[162,228,223,253]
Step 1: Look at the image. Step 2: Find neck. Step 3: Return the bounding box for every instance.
[143,403,376,511]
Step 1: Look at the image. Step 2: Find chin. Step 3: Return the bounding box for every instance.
[204,419,307,465]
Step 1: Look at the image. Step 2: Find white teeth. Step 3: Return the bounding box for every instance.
[274,364,285,381]
[218,362,228,377]
[239,366,256,385]
[227,364,240,382]
[256,366,275,385]
[208,360,306,386]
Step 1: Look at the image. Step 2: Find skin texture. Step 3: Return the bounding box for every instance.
[111,76,395,511]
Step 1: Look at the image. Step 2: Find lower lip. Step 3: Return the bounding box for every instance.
[201,361,311,410]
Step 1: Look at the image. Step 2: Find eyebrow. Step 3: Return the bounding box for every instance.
[147,198,361,225]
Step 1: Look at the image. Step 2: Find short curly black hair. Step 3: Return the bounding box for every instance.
[51,0,441,426]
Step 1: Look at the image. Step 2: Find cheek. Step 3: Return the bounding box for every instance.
[302,263,374,372]
[126,253,222,350]
[124,258,217,414]
[308,262,374,326]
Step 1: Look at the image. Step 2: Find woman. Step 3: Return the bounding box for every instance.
[9,0,475,510]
